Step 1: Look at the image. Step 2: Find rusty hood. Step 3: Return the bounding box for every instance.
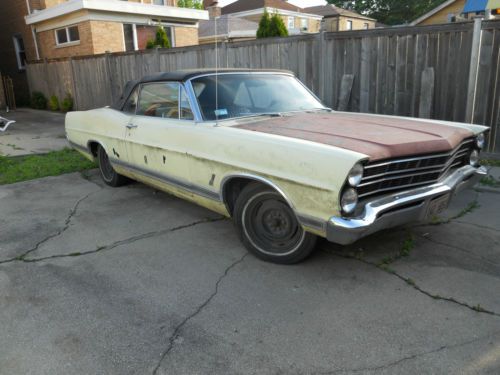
[233,112,474,161]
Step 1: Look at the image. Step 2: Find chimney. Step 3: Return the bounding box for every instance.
[204,0,221,18]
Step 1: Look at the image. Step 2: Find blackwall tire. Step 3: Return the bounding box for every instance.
[97,145,128,187]
[234,183,317,264]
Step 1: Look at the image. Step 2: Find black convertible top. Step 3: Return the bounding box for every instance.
[110,68,293,110]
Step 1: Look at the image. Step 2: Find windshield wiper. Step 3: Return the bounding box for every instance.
[233,113,284,120]
[306,107,333,113]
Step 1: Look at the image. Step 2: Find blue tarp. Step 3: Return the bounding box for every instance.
[463,0,488,13]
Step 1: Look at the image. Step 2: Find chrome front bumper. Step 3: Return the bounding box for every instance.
[327,165,487,245]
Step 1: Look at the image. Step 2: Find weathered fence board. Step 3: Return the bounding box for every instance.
[26,20,500,153]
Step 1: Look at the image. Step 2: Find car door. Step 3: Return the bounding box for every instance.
[124,81,196,192]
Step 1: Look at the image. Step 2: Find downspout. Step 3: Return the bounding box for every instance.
[31,27,41,60]
[25,0,41,60]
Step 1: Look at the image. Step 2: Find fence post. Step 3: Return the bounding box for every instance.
[359,37,370,113]
[69,57,79,111]
[105,52,114,105]
[465,18,483,123]
[317,30,325,102]
[155,47,161,71]
[419,67,435,118]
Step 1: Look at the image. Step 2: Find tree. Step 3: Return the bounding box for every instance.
[146,26,171,49]
[257,11,288,38]
[177,0,203,9]
[257,10,272,38]
[326,0,448,25]
[269,13,288,37]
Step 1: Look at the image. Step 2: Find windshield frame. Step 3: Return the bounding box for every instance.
[184,72,328,123]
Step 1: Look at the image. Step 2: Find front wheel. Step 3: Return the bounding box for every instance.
[234,183,317,264]
[97,145,128,187]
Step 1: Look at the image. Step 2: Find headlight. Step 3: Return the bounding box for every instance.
[348,163,364,187]
[469,150,479,166]
[341,188,358,215]
[476,133,485,149]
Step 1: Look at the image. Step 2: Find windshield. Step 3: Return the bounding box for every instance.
[190,74,325,121]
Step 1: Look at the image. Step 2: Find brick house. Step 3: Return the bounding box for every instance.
[0,0,208,103]
[410,0,499,25]
[303,5,376,31]
[220,0,323,35]
[0,0,40,104]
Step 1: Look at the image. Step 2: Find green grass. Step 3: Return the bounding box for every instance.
[479,176,500,188]
[0,148,96,185]
[481,159,500,167]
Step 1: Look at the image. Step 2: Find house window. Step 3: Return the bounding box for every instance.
[55,25,80,45]
[301,18,308,30]
[153,0,165,4]
[288,17,295,29]
[363,23,369,29]
[123,24,136,52]
[346,20,353,30]
[12,35,26,70]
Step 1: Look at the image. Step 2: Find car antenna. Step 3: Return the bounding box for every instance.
[214,15,219,126]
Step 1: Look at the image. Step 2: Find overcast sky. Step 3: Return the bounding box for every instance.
[217,0,327,7]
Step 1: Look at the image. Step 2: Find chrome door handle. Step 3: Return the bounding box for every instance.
[126,123,138,129]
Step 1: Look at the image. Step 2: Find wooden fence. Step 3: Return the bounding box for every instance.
[26,19,500,153]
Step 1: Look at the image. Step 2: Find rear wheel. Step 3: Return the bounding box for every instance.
[234,183,317,264]
[97,145,128,187]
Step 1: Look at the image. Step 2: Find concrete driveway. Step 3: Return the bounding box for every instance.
[1,170,499,375]
[0,109,67,156]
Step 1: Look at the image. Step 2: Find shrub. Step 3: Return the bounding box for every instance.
[48,95,59,111]
[146,26,171,49]
[61,93,73,112]
[257,11,288,38]
[154,26,171,49]
[30,91,47,110]
[269,13,288,37]
[257,11,272,38]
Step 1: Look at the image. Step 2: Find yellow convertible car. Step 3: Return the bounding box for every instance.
[66,69,488,264]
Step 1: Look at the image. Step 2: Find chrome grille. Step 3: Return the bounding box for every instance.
[358,139,474,199]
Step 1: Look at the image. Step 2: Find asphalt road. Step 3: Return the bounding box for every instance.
[1,170,499,375]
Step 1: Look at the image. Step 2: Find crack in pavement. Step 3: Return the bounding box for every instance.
[0,190,97,265]
[323,249,500,318]
[0,217,227,266]
[417,234,500,267]
[318,329,500,374]
[152,253,248,375]
[453,220,500,232]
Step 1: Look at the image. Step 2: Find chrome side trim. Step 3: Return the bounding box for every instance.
[69,141,91,155]
[111,158,221,202]
[327,165,487,245]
